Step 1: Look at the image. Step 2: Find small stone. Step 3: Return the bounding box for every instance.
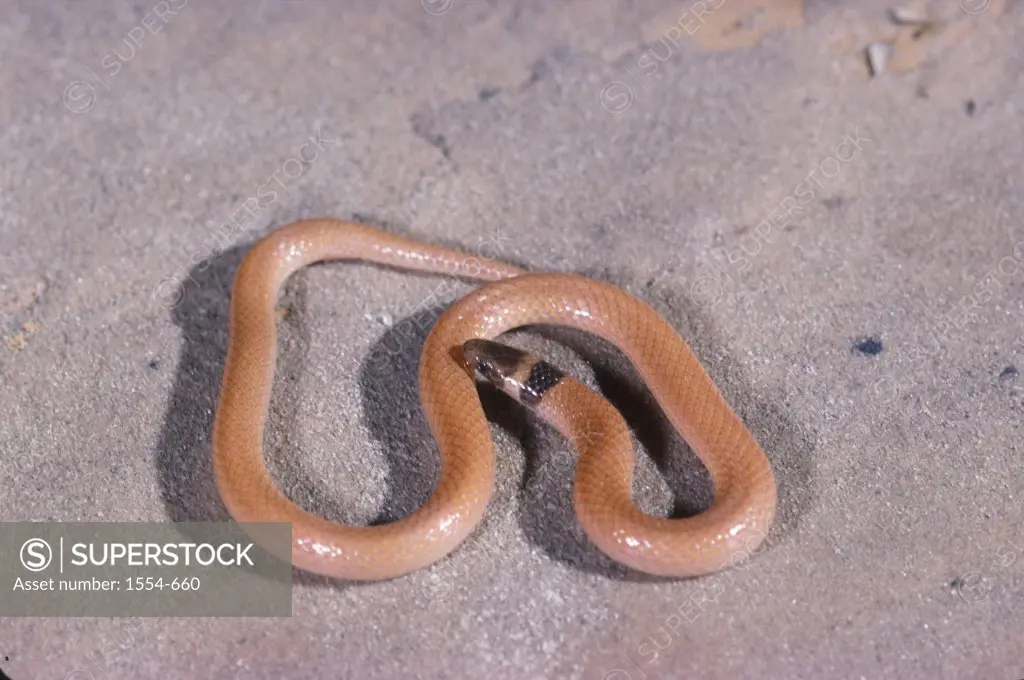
[866,43,891,77]
[854,337,884,356]
[890,7,932,25]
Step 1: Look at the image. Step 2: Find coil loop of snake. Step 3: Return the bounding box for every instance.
[211,219,777,580]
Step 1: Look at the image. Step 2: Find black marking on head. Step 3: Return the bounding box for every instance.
[520,361,563,406]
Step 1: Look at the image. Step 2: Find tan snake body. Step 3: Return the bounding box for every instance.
[211,219,777,580]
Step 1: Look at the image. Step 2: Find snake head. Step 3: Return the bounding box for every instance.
[462,338,526,396]
[461,338,564,406]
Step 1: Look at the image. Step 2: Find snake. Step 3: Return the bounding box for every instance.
[211,218,777,580]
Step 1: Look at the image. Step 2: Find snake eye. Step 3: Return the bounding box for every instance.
[475,357,494,377]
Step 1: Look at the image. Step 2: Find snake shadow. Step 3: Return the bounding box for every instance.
[154,242,243,528]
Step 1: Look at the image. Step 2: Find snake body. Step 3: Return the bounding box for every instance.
[212,219,777,580]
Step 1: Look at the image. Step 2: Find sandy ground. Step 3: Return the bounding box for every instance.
[2,1,1023,678]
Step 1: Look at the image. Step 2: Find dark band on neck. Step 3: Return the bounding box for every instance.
[520,361,564,406]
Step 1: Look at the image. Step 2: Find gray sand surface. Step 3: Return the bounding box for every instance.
[2,1,1022,678]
